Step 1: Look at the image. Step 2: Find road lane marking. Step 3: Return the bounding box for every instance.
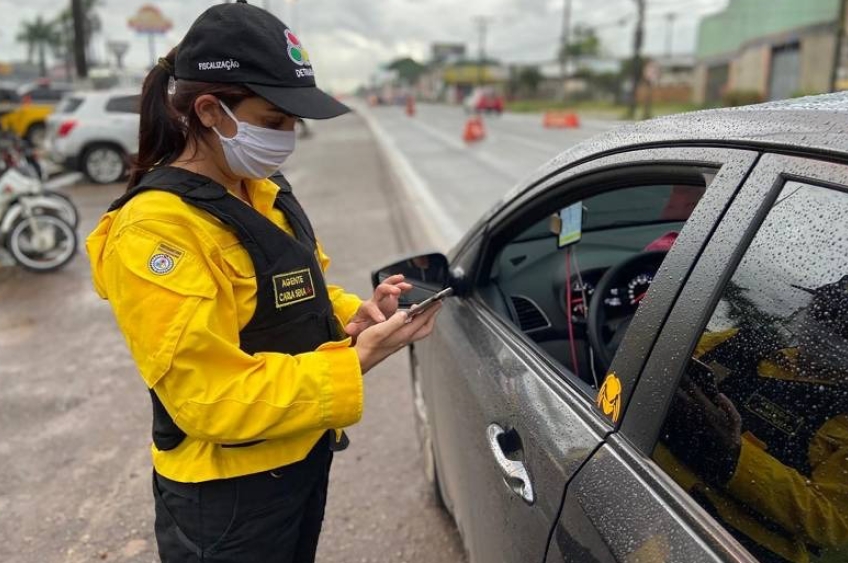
[486,130,561,153]
[404,117,524,182]
[356,105,461,250]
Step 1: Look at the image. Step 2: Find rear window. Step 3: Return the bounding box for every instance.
[25,87,70,102]
[0,89,20,104]
[105,95,140,114]
[56,96,84,114]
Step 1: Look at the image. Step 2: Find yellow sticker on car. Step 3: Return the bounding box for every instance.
[597,373,622,423]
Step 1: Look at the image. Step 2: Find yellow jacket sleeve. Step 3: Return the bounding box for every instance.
[104,219,363,445]
[316,239,363,326]
[727,423,848,549]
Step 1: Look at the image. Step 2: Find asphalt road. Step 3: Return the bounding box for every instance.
[0,112,465,563]
[360,103,622,248]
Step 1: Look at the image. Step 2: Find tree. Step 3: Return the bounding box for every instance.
[385,57,426,85]
[58,0,102,63]
[558,25,600,61]
[517,66,542,96]
[16,16,59,77]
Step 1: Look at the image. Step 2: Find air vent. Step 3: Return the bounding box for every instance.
[510,295,550,332]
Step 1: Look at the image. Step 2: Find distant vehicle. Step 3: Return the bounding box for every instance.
[45,89,140,185]
[464,87,504,115]
[373,93,848,563]
[0,80,74,146]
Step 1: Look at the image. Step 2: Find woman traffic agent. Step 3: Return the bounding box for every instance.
[85,2,441,562]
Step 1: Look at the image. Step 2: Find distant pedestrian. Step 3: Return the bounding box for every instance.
[85,2,441,562]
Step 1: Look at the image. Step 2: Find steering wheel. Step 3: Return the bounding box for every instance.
[587,250,668,372]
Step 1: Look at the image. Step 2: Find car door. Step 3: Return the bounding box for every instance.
[417,147,758,563]
[550,153,848,562]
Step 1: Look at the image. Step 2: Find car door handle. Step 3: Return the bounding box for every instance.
[487,423,535,505]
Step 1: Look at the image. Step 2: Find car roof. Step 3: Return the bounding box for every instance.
[69,88,140,99]
[525,92,848,191]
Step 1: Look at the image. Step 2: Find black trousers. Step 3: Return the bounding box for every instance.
[152,436,333,563]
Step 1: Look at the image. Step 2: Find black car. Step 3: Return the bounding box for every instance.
[374,93,848,563]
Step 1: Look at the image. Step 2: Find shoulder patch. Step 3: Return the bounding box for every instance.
[148,242,185,276]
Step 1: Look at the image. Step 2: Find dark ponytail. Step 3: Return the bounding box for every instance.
[127,47,253,190]
[128,48,182,189]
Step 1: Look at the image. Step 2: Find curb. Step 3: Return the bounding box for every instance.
[352,102,459,253]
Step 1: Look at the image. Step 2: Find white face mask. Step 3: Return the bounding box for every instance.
[212,101,296,179]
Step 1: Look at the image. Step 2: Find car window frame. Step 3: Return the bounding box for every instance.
[104,94,141,114]
[619,152,848,561]
[467,146,760,425]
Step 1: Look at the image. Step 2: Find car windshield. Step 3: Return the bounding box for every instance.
[515,184,706,242]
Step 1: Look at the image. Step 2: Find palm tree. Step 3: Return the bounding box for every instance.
[58,0,102,63]
[16,16,59,77]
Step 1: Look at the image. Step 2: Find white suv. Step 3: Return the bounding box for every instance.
[45,89,139,184]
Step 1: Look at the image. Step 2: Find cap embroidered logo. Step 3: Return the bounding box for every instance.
[285,29,312,69]
[197,59,241,71]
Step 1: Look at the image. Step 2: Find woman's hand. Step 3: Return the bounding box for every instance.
[664,373,743,484]
[354,303,441,373]
[344,274,412,339]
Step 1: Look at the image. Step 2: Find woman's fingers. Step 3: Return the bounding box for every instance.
[381,274,406,285]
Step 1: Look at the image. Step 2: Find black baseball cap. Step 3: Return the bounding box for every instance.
[174,0,349,120]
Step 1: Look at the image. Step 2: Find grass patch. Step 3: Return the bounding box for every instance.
[505,99,712,120]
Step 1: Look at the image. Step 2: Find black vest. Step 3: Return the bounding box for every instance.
[110,167,343,451]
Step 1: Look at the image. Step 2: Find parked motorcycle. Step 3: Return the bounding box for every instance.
[0,131,80,227]
[0,131,79,272]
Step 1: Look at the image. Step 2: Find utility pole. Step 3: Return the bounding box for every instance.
[831,0,847,91]
[473,16,494,87]
[664,12,677,58]
[71,0,88,79]
[627,0,645,119]
[559,0,573,100]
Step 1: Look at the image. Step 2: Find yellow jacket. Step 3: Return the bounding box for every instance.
[86,175,364,483]
[657,332,848,563]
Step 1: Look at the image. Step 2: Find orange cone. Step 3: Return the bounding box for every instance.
[463,115,486,143]
[405,95,416,117]
[543,111,580,129]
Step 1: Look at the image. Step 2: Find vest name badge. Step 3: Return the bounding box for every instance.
[272,268,316,308]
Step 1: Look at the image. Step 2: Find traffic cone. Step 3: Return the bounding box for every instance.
[542,111,580,129]
[405,95,416,117]
[463,115,486,143]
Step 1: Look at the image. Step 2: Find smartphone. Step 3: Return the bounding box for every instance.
[406,287,454,319]
[688,357,720,400]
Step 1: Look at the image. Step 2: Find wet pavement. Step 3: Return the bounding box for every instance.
[360,102,622,247]
[0,111,465,562]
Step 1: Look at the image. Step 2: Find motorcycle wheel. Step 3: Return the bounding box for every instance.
[7,215,77,272]
[37,192,80,228]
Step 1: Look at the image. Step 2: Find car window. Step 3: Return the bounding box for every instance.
[482,173,711,393]
[25,87,68,102]
[55,96,84,114]
[0,88,20,104]
[652,181,848,563]
[105,95,140,114]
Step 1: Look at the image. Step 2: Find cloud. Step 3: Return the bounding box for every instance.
[0,0,725,91]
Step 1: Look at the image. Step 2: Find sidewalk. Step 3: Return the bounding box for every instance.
[0,111,464,562]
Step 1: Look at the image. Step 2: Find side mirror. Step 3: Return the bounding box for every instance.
[372,252,450,306]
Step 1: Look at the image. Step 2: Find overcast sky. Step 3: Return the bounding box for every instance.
[1,0,728,92]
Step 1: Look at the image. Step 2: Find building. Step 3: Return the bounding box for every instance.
[694,0,847,104]
[638,56,696,104]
